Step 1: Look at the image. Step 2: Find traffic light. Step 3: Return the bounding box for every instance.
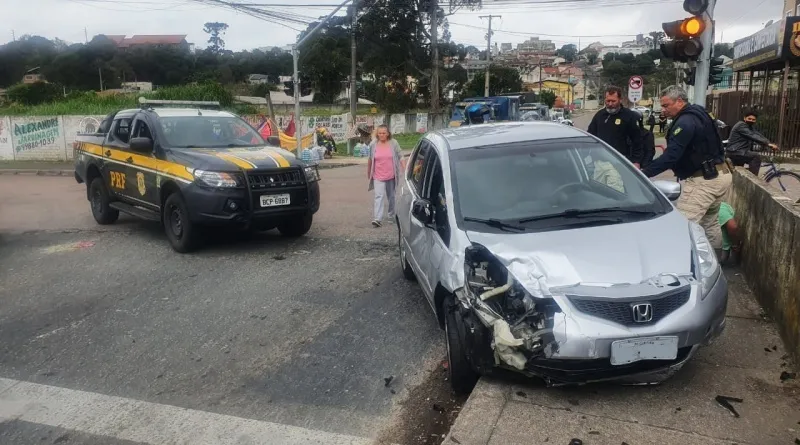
[660,0,709,62]
[684,67,697,86]
[709,57,725,85]
[283,80,294,96]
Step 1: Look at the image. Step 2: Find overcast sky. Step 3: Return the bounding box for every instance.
[1,0,788,52]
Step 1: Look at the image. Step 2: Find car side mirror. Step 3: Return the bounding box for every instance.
[129,137,153,154]
[652,179,681,201]
[267,136,280,146]
[411,198,434,225]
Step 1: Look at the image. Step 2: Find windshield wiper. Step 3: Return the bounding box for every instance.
[463,216,525,232]
[518,207,657,224]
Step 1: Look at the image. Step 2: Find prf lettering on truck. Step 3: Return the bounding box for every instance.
[110,171,126,190]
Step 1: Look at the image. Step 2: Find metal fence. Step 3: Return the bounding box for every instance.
[707,68,800,158]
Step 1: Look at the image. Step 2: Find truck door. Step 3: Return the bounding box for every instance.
[104,117,133,199]
[127,116,160,209]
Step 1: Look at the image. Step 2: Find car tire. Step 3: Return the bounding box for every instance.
[398,227,416,281]
[444,296,480,395]
[277,213,313,238]
[89,177,119,225]
[163,192,199,253]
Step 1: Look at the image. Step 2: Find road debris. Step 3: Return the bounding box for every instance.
[569,439,583,445]
[272,254,287,260]
[384,375,394,387]
[781,371,797,381]
[715,395,743,418]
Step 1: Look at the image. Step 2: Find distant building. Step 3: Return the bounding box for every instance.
[599,45,648,58]
[247,74,272,85]
[516,37,556,54]
[784,0,800,16]
[257,45,293,53]
[22,73,44,84]
[121,82,153,92]
[500,43,512,53]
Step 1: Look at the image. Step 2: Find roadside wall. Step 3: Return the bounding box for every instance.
[0,112,446,161]
[729,169,800,363]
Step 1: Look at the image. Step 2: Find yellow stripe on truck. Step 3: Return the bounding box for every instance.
[215,153,256,170]
[267,150,290,167]
[100,147,194,181]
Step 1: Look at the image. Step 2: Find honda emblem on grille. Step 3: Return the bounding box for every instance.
[269,177,275,183]
[631,303,653,323]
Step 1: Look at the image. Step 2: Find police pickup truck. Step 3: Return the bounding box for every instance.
[73,99,320,253]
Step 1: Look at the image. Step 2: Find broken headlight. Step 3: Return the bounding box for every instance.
[690,222,720,300]
[464,245,559,359]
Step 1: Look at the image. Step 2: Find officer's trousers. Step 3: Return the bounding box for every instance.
[676,172,733,249]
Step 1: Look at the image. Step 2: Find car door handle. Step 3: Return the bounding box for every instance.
[126,156,133,163]
[105,150,111,156]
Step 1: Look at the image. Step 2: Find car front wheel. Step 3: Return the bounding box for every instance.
[398,227,416,281]
[445,296,480,394]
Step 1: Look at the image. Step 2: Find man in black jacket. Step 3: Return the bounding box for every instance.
[725,109,778,175]
[642,86,731,248]
[588,86,643,166]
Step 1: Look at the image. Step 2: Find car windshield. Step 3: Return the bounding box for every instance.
[159,116,264,149]
[449,137,670,232]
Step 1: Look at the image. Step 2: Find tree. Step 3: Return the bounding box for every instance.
[647,31,665,50]
[713,43,734,58]
[556,44,578,63]
[203,22,229,54]
[463,65,522,97]
[586,51,599,65]
[587,93,597,100]
[540,90,556,108]
[298,16,351,103]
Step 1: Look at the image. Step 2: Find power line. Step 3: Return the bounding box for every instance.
[448,21,641,38]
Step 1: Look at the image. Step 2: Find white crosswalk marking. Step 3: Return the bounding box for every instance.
[0,378,370,445]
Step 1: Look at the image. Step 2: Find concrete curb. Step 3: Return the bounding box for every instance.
[444,379,510,445]
[0,169,73,176]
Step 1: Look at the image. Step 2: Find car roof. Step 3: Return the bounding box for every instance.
[114,108,238,119]
[431,122,589,151]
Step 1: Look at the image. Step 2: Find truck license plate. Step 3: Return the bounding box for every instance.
[260,194,290,207]
[610,336,678,365]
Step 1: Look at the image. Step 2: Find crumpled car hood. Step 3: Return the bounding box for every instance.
[465,210,691,295]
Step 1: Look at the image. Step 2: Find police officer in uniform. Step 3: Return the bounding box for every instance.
[642,86,732,248]
[588,86,643,166]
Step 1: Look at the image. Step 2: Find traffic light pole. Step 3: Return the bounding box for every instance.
[292,0,353,158]
[692,0,715,108]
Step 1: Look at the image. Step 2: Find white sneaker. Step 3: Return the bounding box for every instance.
[372,220,382,228]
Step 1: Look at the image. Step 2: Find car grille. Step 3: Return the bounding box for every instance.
[567,287,691,326]
[247,169,304,190]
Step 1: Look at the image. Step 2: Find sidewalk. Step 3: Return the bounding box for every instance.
[0,157,370,176]
[445,267,800,445]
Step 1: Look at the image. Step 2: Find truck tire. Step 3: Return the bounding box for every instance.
[89,177,119,225]
[445,296,480,395]
[163,192,199,253]
[277,213,313,238]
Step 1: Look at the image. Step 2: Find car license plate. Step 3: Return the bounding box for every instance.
[260,194,290,207]
[610,336,678,366]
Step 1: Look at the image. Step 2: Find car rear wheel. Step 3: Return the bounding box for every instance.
[398,227,416,281]
[163,192,199,253]
[445,296,480,394]
[277,213,313,238]
[89,177,119,225]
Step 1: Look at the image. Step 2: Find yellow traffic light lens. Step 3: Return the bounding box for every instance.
[681,17,705,36]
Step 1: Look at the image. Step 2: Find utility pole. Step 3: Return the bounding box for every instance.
[480,14,500,97]
[84,28,88,43]
[430,0,440,113]
[292,0,352,158]
[538,61,543,94]
[348,2,358,155]
[98,66,104,91]
[11,30,15,41]
[691,0,715,107]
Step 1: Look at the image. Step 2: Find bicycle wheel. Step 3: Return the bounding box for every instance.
[766,170,800,194]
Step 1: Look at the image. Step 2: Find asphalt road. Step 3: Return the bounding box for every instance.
[0,168,461,445]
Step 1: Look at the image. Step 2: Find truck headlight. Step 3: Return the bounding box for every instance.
[304,166,320,182]
[187,168,242,188]
[690,222,720,299]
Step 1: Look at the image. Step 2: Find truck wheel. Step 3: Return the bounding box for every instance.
[89,177,119,225]
[445,296,480,394]
[277,213,313,238]
[163,193,199,253]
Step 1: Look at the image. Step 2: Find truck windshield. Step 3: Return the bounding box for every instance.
[159,116,264,149]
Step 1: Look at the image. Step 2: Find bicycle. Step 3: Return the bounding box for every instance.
[760,154,800,195]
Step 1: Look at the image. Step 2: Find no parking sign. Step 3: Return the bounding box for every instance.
[628,76,643,104]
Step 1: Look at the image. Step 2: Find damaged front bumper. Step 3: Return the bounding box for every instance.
[454,245,728,386]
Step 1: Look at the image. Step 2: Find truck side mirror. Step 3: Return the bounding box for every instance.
[267,136,280,146]
[129,137,153,154]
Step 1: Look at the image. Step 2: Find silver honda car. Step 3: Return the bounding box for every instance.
[396,122,728,393]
